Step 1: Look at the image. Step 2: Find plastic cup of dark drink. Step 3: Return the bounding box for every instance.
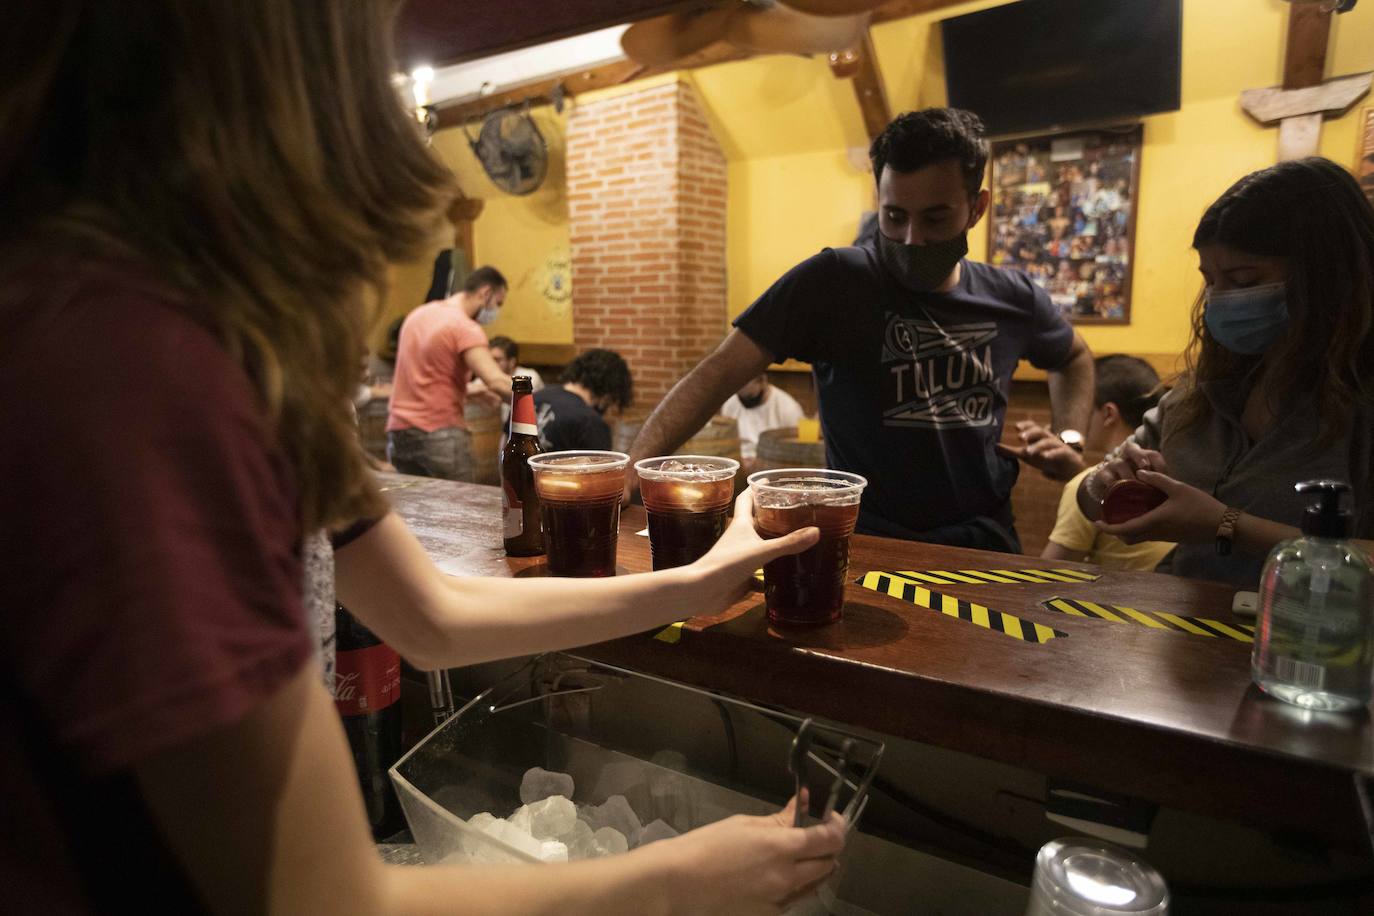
[529,451,630,577]
[634,455,740,570]
[748,468,867,626]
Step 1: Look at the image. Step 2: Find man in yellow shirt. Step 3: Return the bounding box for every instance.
[1043,355,1174,569]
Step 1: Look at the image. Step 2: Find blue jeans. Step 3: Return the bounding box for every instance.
[387,426,475,482]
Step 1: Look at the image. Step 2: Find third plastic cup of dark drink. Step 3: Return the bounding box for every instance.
[634,455,740,570]
[748,468,867,626]
[528,451,630,577]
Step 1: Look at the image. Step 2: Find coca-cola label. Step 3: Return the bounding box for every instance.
[334,644,401,716]
[510,390,537,437]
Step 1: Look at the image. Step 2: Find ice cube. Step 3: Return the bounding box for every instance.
[590,762,652,812]
[594,826,629,856]
[551,455,601,467]
[672,483,708,505]
[538,840,569,862]
[527,795,577,840]
[584,794,642,847]
[461,822,526,865]
[520,767,576,806]
[658,459,716,474]
[479,817,543,860]
[562,819,598,860]
[509,805,533,834]
[467,841,523,865]
[476,816,509,838]
[467,812,498,832]
[648,755,691,824]
[638,819,680,845]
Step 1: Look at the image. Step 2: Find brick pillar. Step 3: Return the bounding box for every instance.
[566,79,727,408]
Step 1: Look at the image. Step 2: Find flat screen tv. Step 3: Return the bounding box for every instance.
[942,0,1182,137]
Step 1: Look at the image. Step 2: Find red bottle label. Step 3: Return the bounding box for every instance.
[511,391,537,437]
[334,644,401,716]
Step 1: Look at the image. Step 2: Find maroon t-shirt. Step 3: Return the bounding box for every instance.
[0,270,313,912]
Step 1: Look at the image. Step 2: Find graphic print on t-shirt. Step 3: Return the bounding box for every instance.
[535,402,556,449]
[881,314,999,429]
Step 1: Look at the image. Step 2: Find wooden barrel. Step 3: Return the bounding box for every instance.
[618,414,744,497]
[753,427,827,471]
[358,398,389,461]
[465,399,503,485]
[613,415,742,463]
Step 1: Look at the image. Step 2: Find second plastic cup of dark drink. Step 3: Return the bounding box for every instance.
[634,456,740,570]
[748,469,867,626]
[529,451,630,577]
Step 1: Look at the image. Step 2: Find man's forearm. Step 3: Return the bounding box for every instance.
[1048,337,1094,434]
[631,370,733,465]
[485,373,514,399]
[629,332,772,465]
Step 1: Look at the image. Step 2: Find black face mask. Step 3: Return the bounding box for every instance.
[737,392,765,409]
[876,230,969,293]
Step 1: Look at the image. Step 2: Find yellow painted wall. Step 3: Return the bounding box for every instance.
[708,0,1374,372]
[726,149,877,321]
[379,106,573,349]
[396,0,1374,364]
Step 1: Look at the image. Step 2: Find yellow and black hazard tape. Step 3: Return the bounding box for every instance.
[1041,597,1255,643]
[895,567,1101,586]
[653,621,686,643]
[859,571,1066,644]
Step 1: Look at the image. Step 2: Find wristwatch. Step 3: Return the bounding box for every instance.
[1216,506,1243,556]
[1058,429,1085,453]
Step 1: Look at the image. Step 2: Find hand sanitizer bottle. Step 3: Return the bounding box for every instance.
[1252,481,1372,711]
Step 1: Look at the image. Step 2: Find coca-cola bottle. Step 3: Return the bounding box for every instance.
[334,604,405,840]
[501,375,544,556]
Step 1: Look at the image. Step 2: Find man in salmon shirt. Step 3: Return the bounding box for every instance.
[386,265,514,481]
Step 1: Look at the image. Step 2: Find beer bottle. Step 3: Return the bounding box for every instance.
[501,375,544,556]
[334,603,406,840]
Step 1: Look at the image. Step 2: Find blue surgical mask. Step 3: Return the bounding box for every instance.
[476,304,499,326]
[1204,282,1288,355]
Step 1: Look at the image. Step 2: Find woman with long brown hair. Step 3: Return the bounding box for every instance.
[1079,157,1374,586]
[0,3,841,912]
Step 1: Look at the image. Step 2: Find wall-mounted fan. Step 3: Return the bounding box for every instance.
[465,104,548,196]
[620,0,890,69]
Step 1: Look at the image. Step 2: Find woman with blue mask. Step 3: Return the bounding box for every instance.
[1077,157,1374,588]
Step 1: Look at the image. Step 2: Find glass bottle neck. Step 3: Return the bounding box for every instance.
[509,388,537,437]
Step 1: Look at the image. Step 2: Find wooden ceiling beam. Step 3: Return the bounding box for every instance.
[1282,3,1333,90]
[435,59,644,129]
[434,0,969,128]
[830,29,892,142]
[871,0,974,26]
[434,44,752,127]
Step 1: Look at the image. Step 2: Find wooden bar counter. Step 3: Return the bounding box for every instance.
[379,473,1374,854]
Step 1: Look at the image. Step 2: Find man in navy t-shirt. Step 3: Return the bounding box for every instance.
[628,109,1095,552]
[535,348,633,451]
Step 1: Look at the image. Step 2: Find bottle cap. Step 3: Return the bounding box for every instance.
[1296,479,1352,539]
